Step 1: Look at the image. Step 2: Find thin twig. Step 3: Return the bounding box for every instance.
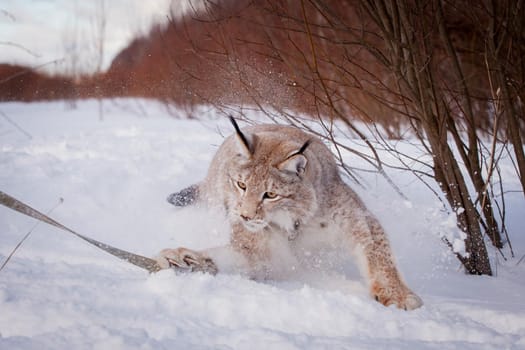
[1,9,15,21]
[0,110,33,139]
[0,197,64,273]
[517,254,525,266]
[0,41,41,58]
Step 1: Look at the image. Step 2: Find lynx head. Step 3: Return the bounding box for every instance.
[226,117,318,233]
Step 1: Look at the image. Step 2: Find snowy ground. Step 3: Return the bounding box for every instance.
[0,99,524,349]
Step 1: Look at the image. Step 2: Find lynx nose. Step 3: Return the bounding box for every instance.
[240,214,252,221]
[239,201,257,222]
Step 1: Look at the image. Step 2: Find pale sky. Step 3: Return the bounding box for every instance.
[0,0,175,75]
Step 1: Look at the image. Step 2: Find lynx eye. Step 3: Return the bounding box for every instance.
[263,191,278,200]
[236,181,247,191]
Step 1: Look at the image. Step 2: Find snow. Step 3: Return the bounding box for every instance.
[1,99,524,349]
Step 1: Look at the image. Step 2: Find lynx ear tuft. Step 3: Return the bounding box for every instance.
[278,154,307,175]
[278,140,311,175]
[230,116,255,157]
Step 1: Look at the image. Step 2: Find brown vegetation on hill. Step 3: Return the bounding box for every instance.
[101,5,312,113]
[0,64,76,101]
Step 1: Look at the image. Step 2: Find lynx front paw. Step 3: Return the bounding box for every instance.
[155,247,218,275]
[371,281,423,310]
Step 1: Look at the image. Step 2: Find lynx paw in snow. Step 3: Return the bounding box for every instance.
[156,247,218,275]
[371,281,423,310]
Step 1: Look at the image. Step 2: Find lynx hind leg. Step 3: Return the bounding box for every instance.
[167,184,200,207]
[155,247,218,275]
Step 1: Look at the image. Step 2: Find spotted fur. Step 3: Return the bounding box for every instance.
[159,120,423,310]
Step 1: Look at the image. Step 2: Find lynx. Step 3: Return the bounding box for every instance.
[156,117,423,310]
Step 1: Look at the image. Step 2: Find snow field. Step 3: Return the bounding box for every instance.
[0,99,524,349]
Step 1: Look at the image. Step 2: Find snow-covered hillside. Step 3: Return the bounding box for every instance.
[1,99,524,349]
